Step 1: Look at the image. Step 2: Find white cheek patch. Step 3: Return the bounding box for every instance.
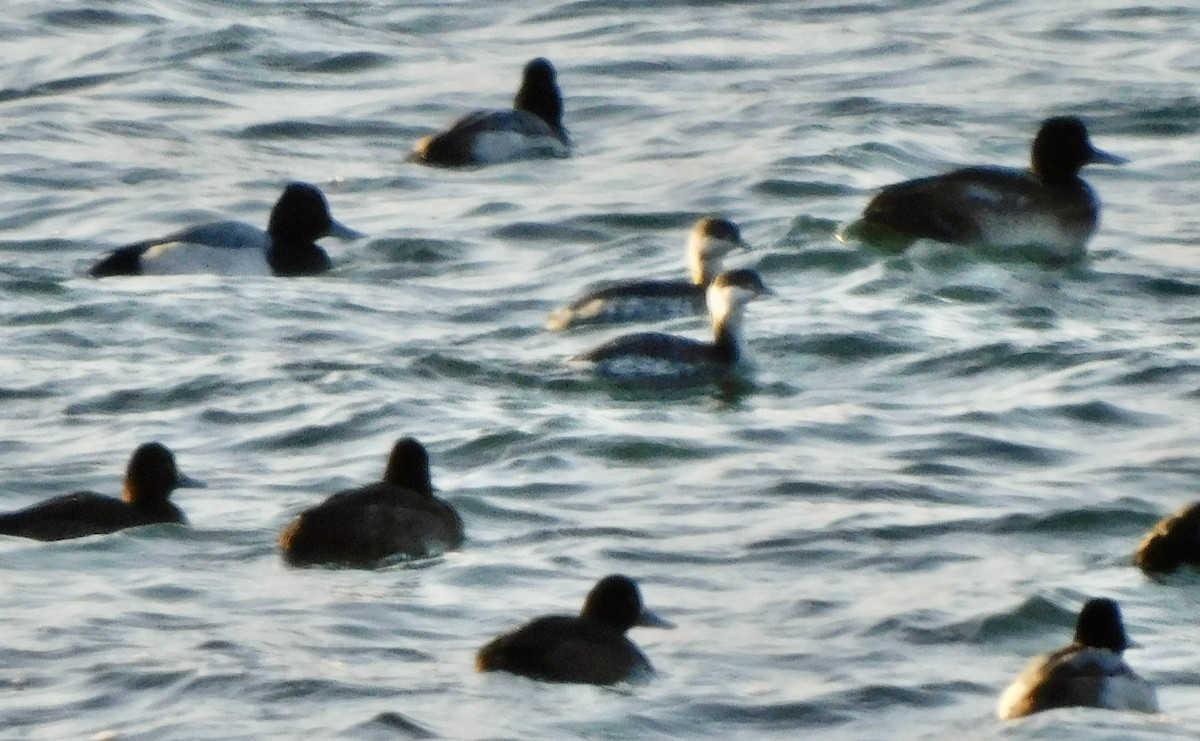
[728,286,758,306]
[702,237,742,259]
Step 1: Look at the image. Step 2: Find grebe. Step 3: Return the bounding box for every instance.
[547,216,749,330]
[571,268,771,379]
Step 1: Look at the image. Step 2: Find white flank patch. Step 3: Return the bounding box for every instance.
[141,242,272,276]
[471,130,568,165]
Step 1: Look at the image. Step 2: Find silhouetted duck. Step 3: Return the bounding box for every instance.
[856,116,1125,259]
[571,268,771,379]
[412,58,569,167]
[997,598,1158,720]
[278,437,463,567]
[1134,501,1200,576]
[547,217,750,330]
[0,442,203,541]
[89,182,362,277]
[476,574,673,684]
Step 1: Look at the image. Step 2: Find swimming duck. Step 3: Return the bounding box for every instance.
[856,116,1125,259]
[278,437,463,567]
[1134,501,1200,576]
[0,442,203,541]
[476,574,673,684]
[412,58,569,167]
[547,217,750,330]
[88,182,362,277]
[571,268,771,379]
[997,597,1158,720]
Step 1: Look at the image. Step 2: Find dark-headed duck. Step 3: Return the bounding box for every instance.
[412,58,569,167]
[476,574,673,685]
[0,442,203,541]
[856,116,1125,260]
[89,182,362,278]
[279,437,463,567]
[997,598,1158,720]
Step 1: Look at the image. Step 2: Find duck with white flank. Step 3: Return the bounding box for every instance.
[855,116,1125,260]
[547,217,749,330]
[997,598,1158,720]
[89,182,362,277]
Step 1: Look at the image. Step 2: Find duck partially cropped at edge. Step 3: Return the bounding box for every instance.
[997,597,1158,720]
[1134,501,1200,576]
[0,442,203,541]
[571,268,771,379]
[412,57,569,167]
[853,116,1126,260]
[547,217,750,330]
[476,574,673,685]
[278,437,463,567]
[88,182,363,278]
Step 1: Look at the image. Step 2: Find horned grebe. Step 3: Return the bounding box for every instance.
[547,217,749,330]
[571,268,771,379]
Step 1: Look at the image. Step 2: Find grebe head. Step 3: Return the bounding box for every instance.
[705,268,771,327]
[1030,116,1126,184]
[688,217,749,284]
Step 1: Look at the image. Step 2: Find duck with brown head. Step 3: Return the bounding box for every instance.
[854,116,1125,261]
[1134,501,1200,576]
[279,437,463,568]
[0,442,203,541]
[88,182,362,278]
[476,575,673,685]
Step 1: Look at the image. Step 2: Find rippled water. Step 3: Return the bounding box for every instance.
[1,0,1199,738]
